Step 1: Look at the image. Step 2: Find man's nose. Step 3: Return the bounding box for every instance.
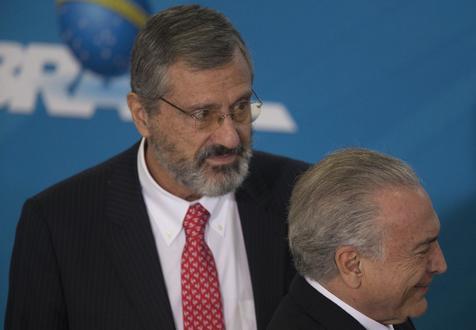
[429,241,448,275]
[211,115,241,149]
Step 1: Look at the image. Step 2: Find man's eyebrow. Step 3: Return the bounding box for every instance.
[185,101,220,112]
[189,91,253,111]
[232,90,253,102]
[413,235,439,251]
[229,91,253,109]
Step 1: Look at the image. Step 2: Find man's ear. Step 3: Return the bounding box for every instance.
[127,92,151,138]
[335,246,363,289]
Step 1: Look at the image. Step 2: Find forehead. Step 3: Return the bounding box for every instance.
[165,51,252,100]
[375,187,440,251]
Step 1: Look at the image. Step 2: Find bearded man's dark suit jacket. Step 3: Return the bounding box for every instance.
[5,143,308,330]
[267,274,416,330]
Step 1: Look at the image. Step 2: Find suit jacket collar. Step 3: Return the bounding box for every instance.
[289,275,367,329]
[105,142,175,330]
[235,154,290,328]
[289,275,416,330]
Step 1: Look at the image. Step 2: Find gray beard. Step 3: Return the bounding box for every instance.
[148,134,252,197]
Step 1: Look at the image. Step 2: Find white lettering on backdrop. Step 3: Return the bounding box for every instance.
[0,41,297,133]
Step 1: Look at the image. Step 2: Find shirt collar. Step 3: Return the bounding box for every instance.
[137,138,229,245]
[305,277,394,330]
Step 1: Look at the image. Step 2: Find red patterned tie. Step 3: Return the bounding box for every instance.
[181,203,225,330]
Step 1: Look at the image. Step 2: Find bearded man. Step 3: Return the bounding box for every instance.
[5,5,308,330]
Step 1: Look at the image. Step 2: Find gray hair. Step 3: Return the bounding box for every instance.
[288,148,421,282]
[130,4,253,113]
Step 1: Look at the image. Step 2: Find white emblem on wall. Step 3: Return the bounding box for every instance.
[0,41,297,133]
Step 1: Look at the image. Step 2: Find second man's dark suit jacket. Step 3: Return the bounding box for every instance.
[267,274,416,330]
[5,142,308,330]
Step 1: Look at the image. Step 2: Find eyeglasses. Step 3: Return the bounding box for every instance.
[159,89,263,131]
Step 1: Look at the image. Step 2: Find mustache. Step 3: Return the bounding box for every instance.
[197,144,244,165]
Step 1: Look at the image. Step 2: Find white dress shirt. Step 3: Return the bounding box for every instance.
[305,277,394,330]
[137,138,257,330]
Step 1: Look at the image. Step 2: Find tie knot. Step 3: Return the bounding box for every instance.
[183,203,210,239]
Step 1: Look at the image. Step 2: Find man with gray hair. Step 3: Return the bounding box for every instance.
[6,5,307,330]
[268,148,447,330]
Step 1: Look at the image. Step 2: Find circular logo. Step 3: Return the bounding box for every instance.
[57,0,151,78]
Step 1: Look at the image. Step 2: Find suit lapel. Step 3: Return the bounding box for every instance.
[236,164,290,328]
[291,275,417,330]
[104,144,175,330]
[290,275,367,330]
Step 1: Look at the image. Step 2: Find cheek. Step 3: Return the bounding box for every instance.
[394,253,428,282]
[163,123,210,156]
[237,125,252,145]
[395,265,430,316]
[369,263,419,304]
[405,258,429,286]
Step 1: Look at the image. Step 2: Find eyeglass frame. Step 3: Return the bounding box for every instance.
[158,89,263,130]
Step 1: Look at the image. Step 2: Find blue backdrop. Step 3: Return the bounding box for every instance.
[1,1,475,328]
